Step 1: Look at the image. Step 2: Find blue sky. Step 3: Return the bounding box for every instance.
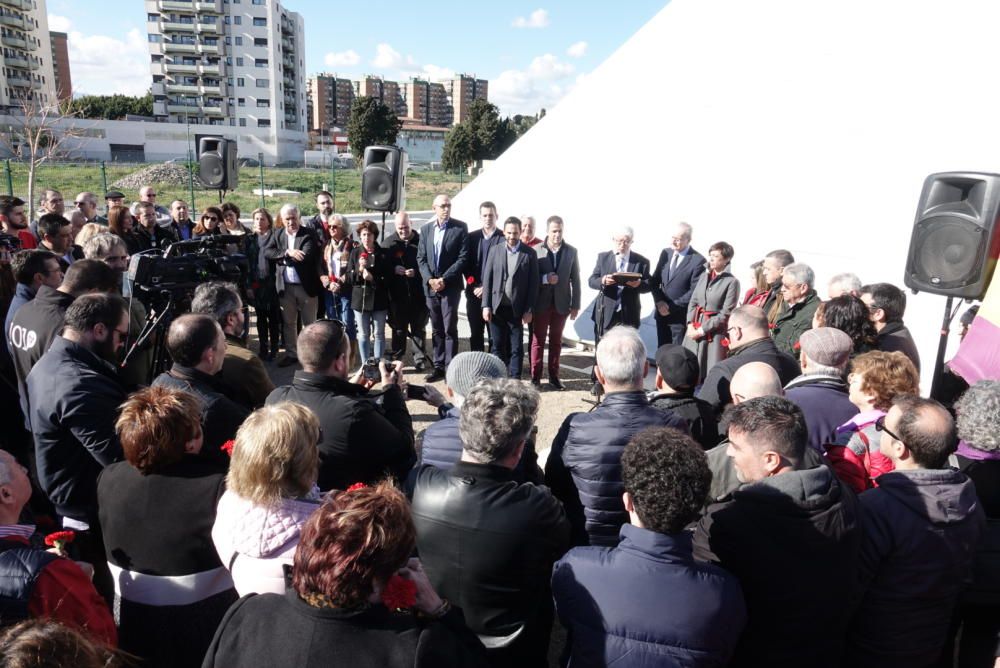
[46,0,666,116]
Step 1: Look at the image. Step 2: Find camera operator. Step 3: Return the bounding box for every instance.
[267,320,434,491]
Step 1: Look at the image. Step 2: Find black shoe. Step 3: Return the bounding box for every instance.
[425,367,446,383]
[590,381,604,397]
[531,378,541,387]
[549,377,565,391]
[278,354,298,368]
[414,360,427,372]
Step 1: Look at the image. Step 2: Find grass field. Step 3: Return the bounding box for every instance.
[1,161,474,216]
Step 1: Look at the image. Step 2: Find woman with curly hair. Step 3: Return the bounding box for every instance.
[204,481,488,668]
[818,294,878,355]
[823,350,920,492]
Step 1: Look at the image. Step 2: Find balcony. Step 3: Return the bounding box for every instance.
[4,54,28,69]
[159,20,196,32]
[0,14,26,30]
[203,105,224,116]
[164,41,197,53]
[166,102,200,113]
[198,43,218,54]
[164,61,197,73]
[1,35,26,49]
[198,62,220,75]
[196,22,218,32]
[165,83,199,94]
[158,0,196,12]
[195,1,219,12]
[8,76,29,88]
[201,84,222,95]
[30,79,40,90]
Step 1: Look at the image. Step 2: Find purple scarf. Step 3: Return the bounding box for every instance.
[956,440,1000,461]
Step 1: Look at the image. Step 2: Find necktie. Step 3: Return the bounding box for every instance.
[670,252,681,277]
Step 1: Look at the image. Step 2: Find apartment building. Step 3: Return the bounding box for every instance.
[145,0,307,163]
[0,0,58,110]
[404,78,452,127]
[354,75,406,117]
[308,73,353,132]
[444,74,487,125]
[49,29,71,103]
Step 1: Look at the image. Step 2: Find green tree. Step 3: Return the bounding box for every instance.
[441,123,476,172]
[346,96,403,166]
[65,92,153,119]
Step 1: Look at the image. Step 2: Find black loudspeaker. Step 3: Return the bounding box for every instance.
[198,137,238,190]
[904,171,1000,300]
[361,145,407,211]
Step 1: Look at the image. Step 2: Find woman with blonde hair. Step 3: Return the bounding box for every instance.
[212,402,322,595]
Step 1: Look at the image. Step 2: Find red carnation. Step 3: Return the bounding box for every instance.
[395,250,405,258]
[466,276,475,286]
[793,341,801,351]
[360,252,369,259]
[381,574,417,611]
[221,439,236,457]
[720,337,731,349]
[692,321,702,329]
[346,482,367,492]
[44,530,76,550]
[768,322,777,330]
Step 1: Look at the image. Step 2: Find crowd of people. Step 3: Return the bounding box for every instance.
[0,185,996,668]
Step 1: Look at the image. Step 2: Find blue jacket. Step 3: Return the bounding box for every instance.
[545,391,688,546]
[553,524,746,667]
[783,374,858,452]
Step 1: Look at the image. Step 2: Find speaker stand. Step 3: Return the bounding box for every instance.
[929,296,962,401]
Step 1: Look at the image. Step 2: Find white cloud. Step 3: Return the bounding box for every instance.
[417,64,456,81]
[491,53,577,116]
[47,14,71,32]
[566,41,588,58]
[512,9,550,29]
[68,26,150,97]
[372,43,416,69]
[324,49,361,68]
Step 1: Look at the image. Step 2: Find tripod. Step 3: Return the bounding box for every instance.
[121,291,178,384]
[583,288,608,410]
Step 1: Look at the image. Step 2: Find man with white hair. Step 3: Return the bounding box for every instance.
[651,221,706,347]
[138,186,172,227]
[828,272,862,299]
[262,203,322,367]
[545,326,687,546]
[772,261,821,357]
[588,226,651,334]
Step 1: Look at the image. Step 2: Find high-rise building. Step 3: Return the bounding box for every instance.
[444,74,487,125]
[308,73,354,132]
[0,0,59,110]
[48,30,71,103]
[354,75,406,117]
[145,0,307,162]
[404,78,452,127]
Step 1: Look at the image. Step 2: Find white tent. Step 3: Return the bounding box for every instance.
[451,0,1000,389]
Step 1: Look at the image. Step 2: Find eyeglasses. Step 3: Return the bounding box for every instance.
[146,193,157,197]
[874,415,904,445]
[435,203,451,208]
[203,215,219,222]
[113,328,129,339]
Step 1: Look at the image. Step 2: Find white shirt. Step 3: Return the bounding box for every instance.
[283,229,302,284]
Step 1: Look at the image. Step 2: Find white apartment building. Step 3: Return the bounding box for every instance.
[0,0,58,110]
[145,0,307,164]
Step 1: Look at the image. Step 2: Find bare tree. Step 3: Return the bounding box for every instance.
[0,96,86,221]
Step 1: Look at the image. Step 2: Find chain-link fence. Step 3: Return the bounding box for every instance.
[0,158,468,219]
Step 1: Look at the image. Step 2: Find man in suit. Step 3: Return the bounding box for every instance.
[483,217,540,379]
[262,203,323,367]
[416,194,469,382]
[531,215,581,390]
[651,222,705,347]
[463,201,505,353]
[382,212,430,370]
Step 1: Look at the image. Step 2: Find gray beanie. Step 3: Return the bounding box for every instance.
[446,351,508,398]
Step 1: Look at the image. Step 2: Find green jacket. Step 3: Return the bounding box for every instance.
[771,290,820,357]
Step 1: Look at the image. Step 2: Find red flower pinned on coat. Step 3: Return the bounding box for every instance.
[221,440,236,457]
[793,341,801,351]
[381,574,417,611]
[346,482,367,492]
[466,275,476,286]
[395,249,405,259]
[44,530,75,551]
[768,322,777,330]
[720,337,731,349]
[692,321,702,329]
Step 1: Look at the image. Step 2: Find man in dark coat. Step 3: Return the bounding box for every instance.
[416,194,469,382]
[553,427,746,667]
[693,396,862,668]
[531,215,581,390]
[649,343,719,448]
[651,222,706,347]
[546,326,687,547]
[860,282,921,372]
[410,378,569,666]
[845,395,984,668]
[697,305,800,415]
[783,327,858,452]
[261,203,323,367]
[482,216,539,379]
[266,320,416,491]
[382,212,430,370]
[151,314,248,467]
[462,201,504,354]
[771,262,821,357]
[588,226,651,334]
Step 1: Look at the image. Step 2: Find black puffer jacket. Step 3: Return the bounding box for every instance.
[267,372,415,491]
[696,337,801,414]
[545,391,688,546]
[648,391,719,449]
[410,462,569,660]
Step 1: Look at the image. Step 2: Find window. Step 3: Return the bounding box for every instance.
[252,17,266,26]
[147,13,159,21]
[255,79,268,88]
[238,97,245,106]
[236,57,243,66]
[254,59,267,68]
[233,16,241,25]
[148,34,162,43]
[228,97,235,106]
[236,77,245,87]
[225,56,232,65]
[225,36,231,45]
[235,36,243,45]
[224,15,230,24]
[254,37,267,47]
[252,0,264,4]
[256,99,269,108]
[257,119,270,127]
[239,118,246,126]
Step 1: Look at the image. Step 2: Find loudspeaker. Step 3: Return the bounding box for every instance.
[904,171,1000,300]
[361,145,407,211]
[198,137,238,190]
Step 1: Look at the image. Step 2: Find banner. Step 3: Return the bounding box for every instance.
[948,280,1000,384]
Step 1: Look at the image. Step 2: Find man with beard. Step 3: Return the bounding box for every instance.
[37,214,73,266]
[132,201,177,252]
[382,212,430,370]
[463,201,504,353]
[307,190,335,245]
[0,196,36,250]
[168,199,195,241]
[73,192,100,224]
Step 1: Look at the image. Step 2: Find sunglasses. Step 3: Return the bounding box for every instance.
[874,415,904,445]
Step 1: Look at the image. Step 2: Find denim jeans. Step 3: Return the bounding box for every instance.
[355,309,387,360]
[325,292,358,339]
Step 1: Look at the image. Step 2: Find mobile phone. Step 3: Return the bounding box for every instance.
[406,384,426,400]
[362,358,381,381]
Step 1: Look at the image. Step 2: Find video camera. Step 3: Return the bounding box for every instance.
[0,232,22,251]
[127,234,249,306]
